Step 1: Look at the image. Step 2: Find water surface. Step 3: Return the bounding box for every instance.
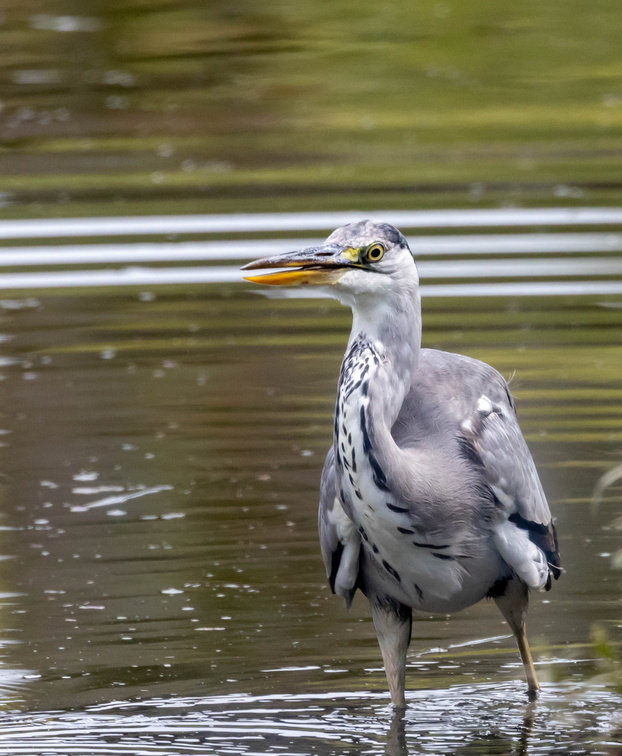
[1,0,622,751]
[0,210,620,754]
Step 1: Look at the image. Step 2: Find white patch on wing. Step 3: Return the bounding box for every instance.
[462,394,498,435]
[493,519,548,589]
[476,394,494,415]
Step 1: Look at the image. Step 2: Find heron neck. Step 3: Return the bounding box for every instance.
[348,290,421,427]
[334,290,421,510]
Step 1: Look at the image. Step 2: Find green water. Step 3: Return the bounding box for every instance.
[0,281,619,753]
[1,0,622,219]
[0,1,621,753]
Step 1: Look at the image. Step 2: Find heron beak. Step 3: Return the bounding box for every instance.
[241,244,361,286]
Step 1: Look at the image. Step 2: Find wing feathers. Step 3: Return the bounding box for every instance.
[458,376,561,589]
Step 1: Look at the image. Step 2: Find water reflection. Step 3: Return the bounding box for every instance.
[2,209,622,295]
[384,697,538,756]
[0,684,616,755]
[2,209,622,239]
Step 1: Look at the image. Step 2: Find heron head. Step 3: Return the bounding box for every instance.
[241,221,418,302]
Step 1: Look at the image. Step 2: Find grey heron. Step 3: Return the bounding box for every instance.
[242,220,561,707]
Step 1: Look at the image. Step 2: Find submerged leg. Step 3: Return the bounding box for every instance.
[370,598,412,708]
[493,578,540,700]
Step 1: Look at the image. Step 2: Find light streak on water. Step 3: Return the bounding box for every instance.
[0,209,620,295]
[0,232,620,266]
[0,263,621,295]
[1,207,622,239]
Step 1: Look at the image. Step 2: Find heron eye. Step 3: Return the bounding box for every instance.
[365,243,385,262]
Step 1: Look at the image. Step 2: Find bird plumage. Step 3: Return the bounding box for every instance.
[242,219,560,706]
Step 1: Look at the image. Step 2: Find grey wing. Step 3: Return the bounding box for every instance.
[457,366,561,590]
[318,445,361,607]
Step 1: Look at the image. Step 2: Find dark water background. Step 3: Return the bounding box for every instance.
[0,1,621,754]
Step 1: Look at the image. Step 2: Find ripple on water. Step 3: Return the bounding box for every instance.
[0,683,618,755]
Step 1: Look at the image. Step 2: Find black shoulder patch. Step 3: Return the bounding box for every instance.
[508,512,562,583]
[508,511,549,536]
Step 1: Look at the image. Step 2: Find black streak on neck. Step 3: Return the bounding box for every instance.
[359,404,390,492]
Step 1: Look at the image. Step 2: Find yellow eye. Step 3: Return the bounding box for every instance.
[365,243,385,262]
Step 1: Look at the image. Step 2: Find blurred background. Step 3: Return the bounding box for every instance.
[1,0,622,218]
[0,2,621,755]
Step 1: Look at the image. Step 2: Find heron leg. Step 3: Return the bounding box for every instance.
[370,598,412,708]
[493,578,540,700]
